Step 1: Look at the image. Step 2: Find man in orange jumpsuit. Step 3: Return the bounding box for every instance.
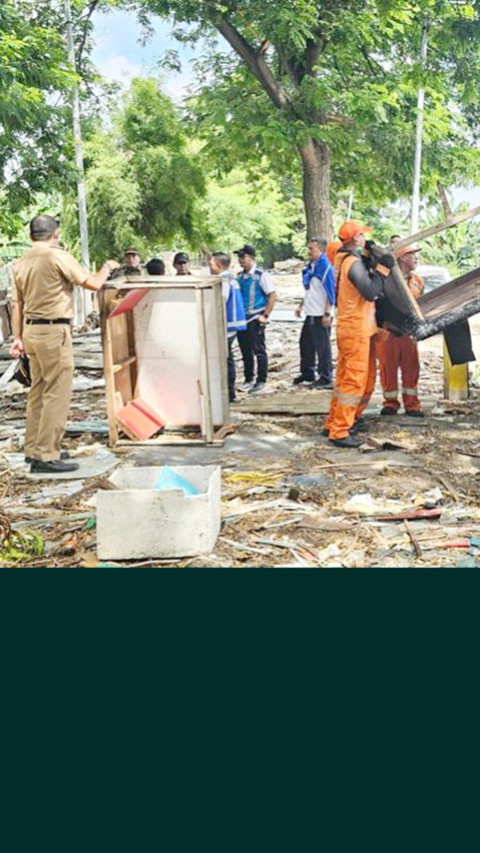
[324,221,394,448]
[378,244,425,418]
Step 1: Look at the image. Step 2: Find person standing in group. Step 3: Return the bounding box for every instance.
[294,237,335,389]
[109,246,143,279]
[146,258,165,276]
[235,244,276,395]
[208,252,247,403]
[10,215,119,472]
[324,220,394,448]
[173,252,192,275]
[378,244,425,418]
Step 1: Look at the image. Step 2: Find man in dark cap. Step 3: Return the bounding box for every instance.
[235,244,276,394]
[173,252,192,275]
[10,214,119,472]
[109,247,143,280]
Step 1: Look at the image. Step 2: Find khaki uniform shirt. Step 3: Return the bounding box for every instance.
[12,242,89,320]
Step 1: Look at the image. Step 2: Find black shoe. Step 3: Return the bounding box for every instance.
[350,419,368,434]
[293,374,314,385]
[329,435,362,448]
[25,450,70,464]
[30,459,80,473]
[313,378,334,389]
[405,409,425,417]
[380,407,397,416]
[249,382,266,395]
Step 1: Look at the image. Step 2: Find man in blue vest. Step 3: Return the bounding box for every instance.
[235,244,276,394]
[208,252,247,403]
[294,238,335,388]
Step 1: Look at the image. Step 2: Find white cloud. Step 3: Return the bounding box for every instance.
[95,54,144,84]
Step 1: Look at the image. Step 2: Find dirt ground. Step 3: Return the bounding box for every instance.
[1,272,480,568]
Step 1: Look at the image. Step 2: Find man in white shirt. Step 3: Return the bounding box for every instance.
[235,244,276,395]
[294,238,335,388]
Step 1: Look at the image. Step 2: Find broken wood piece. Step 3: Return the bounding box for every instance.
[442,540,470,549]
[395,204,480,250]
[404,519,422,558]
[214,424,237,441]
[374,508,442,522]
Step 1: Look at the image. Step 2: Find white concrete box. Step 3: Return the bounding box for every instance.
[96,465,221,561]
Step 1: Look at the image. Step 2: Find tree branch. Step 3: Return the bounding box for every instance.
[77,0,100,66]
[214,16,291,110]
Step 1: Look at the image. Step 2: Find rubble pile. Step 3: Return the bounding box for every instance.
[1,273,479,568]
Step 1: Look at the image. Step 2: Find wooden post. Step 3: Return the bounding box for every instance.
[99,288,119,445]
[213,279,230,423]
[443,339,468,401]
[196,287,214,443]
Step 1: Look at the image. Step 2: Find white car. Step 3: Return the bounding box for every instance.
[416,264,450,294]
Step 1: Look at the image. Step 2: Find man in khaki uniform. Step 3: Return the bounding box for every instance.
[10,215,119,473]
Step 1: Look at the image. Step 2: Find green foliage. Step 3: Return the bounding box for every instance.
[120,0,480,226]
[421,206,480,276]
[202,168,299,261]
[0,1,77,232]
[62,78,205,264]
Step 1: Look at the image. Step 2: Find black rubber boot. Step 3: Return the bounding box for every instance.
[405,409,425,418]
[380,407,397,416]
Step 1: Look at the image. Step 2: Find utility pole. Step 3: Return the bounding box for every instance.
[410,20,429,235]
[65,0,89,326]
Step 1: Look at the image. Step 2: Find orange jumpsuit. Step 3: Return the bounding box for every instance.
[325,252,385,440]
[379,272,424,413]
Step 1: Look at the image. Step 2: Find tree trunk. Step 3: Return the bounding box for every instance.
[298,138,332,240]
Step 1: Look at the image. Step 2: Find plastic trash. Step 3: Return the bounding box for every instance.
[154,466,199,496]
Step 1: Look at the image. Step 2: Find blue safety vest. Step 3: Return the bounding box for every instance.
[224,273,247,332]
[237,268,267,316]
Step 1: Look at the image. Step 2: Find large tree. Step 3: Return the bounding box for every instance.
[61,78,205,263]
[116,0,480,238]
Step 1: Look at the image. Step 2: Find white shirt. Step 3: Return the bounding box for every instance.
[252,265,276,296]
[303,265,330,317]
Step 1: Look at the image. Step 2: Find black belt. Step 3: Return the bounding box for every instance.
[25,318,71,325]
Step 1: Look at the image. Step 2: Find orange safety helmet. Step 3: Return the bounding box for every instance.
[395,243,420,258]
[326,240,342,265]
[338,220,373,242]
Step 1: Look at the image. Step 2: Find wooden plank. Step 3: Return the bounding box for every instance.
[213,276,230,424]
[98,290,119,446]
[418,266,480,321]
[112,355,136,373]
[109,276,222,290]
[115,437,224,447]
[396,205,480,249]
[232,391,332,415]
[196,288,214,442]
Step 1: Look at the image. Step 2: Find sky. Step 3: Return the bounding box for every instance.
[91,8,199,101]
[91,8,480,210]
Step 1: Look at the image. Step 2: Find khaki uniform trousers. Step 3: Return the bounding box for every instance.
[23,324,74,461]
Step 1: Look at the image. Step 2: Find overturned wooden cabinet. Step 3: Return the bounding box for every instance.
[99,276,230,446]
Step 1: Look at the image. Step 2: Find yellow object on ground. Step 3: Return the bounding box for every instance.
[443,340,468,401]
[227,471,283,486]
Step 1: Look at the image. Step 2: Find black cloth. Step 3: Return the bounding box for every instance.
[299,316,332,382]
[348,259,384,301]
[227,336,236,401]
[237,318,268,383]
[443,320,476,365]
